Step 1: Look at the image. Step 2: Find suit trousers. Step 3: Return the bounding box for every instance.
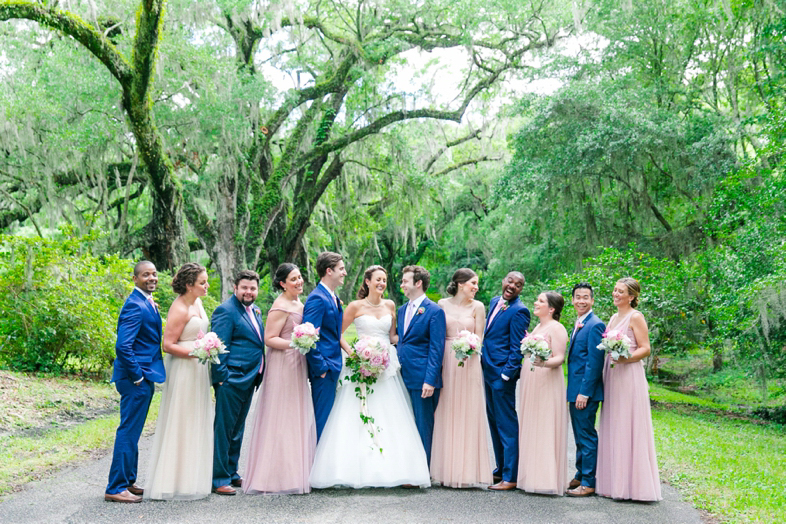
[311,369,340,441]
[212,380,254,488]
[569,400,601,488]
[106,378,154,494]
[408,388,440,465]
[484,378,519,482]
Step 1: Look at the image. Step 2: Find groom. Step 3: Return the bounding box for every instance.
[211,270,266,495]
[566,282,606,497]
[397,265,446,465]
[303,251,347,440]
[105,261,166,503]
[482,271,530,491]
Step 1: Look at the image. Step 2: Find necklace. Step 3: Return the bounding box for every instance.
[365,297,383,308]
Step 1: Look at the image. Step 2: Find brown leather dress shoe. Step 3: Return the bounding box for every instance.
[212,485,237,496]
[230,478,243,488]
[567,485,595,497]
[493,474,503,483]
[104,490,142,503]
[127,484,144,496]
[568,478,581,489]
[400,484,419,489]
[488,481,517,491]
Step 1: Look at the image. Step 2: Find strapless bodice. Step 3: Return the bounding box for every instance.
[354,314,393,342]
[178,315,210,347]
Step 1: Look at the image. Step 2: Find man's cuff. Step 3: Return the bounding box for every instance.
[133,376,144,385]
[501,373,510,381]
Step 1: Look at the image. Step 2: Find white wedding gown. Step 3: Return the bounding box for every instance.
[309,314,431,488]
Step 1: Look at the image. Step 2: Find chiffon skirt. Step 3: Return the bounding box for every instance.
[430,341,493,488]
[244,348,316,494]
[596,358,662,501]
[517,366,568,495]
[144,352,214,500]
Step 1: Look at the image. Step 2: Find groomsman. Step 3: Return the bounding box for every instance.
[303,252,347,440]
[211,270,266,495]
[397,265,447,464]
[566,282,606,497]
[105,261,166,503]
[482,271,530,491]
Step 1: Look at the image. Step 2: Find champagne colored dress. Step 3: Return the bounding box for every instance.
[516,324,568,495]
[596,311,662,501]
[430,310,493,488]
[144,314,213,500]
[244,310,316,494]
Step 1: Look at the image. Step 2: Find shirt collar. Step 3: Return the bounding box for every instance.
[409,294,426,310]
[577,310,593,324]
[134,287,152,299]
[319,281,336,300]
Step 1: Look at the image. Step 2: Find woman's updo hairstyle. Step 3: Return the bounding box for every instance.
[171,262,206,295]
[446,268,477,296]
[618,277,641,308]
[357,265,388,299]
[272,263,299,292]
[544,291,565,321]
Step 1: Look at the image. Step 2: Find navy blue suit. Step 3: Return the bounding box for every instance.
[106,288,165,495]
[303,283,343,440]
[396,297,446,464]
[566,311,605,488]
[210,295,265,489]
[481,295,530,483]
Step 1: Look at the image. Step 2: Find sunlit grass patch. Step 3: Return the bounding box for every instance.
[653,406,785,523]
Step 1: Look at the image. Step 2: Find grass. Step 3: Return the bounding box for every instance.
[0,383,161,497]
[652,405,785,523]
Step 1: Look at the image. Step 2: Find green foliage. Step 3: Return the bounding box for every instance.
[0,232,131,374]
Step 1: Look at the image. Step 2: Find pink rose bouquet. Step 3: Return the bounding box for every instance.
[451,329,481,367]
[290,322,320,355]
[189,330,228,365]
[519,333,552,371]
[596,329,632,368]
[345,336,392,452]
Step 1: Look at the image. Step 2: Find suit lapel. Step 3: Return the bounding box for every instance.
[234,296,261,342]
[569,311,592,352]
[484,296,499,333]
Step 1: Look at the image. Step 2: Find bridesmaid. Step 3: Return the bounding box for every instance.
[244,263,316,495]
[431,268,493,488]
[517,291,569,495]
[144,263,213,500]
[596,277,662,501]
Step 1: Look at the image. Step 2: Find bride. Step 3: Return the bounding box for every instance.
[309,265,431,488]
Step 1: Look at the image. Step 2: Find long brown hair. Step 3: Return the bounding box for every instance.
[357,265,388,299]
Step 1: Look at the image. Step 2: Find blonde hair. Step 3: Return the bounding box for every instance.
[617,277,641,308]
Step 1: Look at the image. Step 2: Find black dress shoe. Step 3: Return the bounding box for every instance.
[493,475,503,483]
[230,478,243,488]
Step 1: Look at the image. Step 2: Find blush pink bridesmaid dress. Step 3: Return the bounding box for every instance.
[244,310,316,494]
[596,311,662,501]
[430,310,493,488]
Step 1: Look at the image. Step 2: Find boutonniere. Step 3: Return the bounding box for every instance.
[253,305,261,315]
[500,301,509,312]
[416,307,425,315]
[576,322,584,329]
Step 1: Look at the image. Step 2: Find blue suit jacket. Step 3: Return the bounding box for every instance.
[303,284,344,379]
[481,296,530,384]
[112,288,166,384]
[566,311,606,402]
[396,297,447,390]
[210,295,266,388]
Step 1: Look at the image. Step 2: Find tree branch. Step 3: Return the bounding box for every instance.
[0,2,132,85]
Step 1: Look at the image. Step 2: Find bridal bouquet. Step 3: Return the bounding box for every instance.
[345,336,392,453]
[451,330,481,367]
[597,329,632,368]
[520,333,551,371]
[189,330,228,365]
[290,322,320,355]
